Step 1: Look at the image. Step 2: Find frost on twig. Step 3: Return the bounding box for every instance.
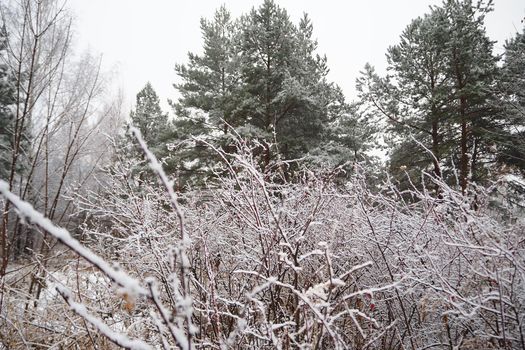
[0,180,147,297]
[0,125,196,349]
[2,129,524,349]
[56,286,154,350]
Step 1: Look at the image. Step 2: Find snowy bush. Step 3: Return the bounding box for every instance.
[0,130,524,349]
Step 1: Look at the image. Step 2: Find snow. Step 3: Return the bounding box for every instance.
[129,127,186,242]
[503,174,525,189]
[56,286,154,350]
[0,180,147,297]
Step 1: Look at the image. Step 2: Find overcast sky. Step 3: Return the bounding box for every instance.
[68,0,525,113]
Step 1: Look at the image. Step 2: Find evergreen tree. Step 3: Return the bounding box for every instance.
[360,0,501,193]
[130,82,168,147]
[496,28,525,173]
[172,1,361,185]
[237,4,347,166]
[0,25,16,180]
[175,6,241,133]
[385,7,454,184]
[126,83,169,181]
[169,6,241,188]
[444,0,499,192]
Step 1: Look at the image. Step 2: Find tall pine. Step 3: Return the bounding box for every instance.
[385,7,453,183]
[496,28,525,173]
[172,0,359,185]
[174,5,241,135]
[237,3,347,166]
[360,0,501,193]
[444,0,499,193]
[169,6,241,188]
[0,25,16,179]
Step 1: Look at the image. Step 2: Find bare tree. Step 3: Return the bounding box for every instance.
[0,0,122,332]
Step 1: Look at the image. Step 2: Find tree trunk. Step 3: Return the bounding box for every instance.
[460,95,469,195]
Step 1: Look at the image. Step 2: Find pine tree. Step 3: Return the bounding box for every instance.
[130,82,168,147]
[174,5,241,134]
[386,7,454,183]
[0,25,16,180]
[360,0,501,194]
[237,3,347,166]
[496,28,525,172]
[126,83,169,181]
[444,0,499,193]
[168,6,241,188]
[172,1,362,185]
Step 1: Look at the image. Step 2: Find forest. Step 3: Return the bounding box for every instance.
[0,0,524,349]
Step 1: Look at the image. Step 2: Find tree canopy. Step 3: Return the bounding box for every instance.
[169,0,370,187]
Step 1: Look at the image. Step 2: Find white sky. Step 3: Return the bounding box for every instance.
[68,0,525,113]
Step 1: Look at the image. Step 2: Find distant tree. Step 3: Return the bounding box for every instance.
[495,28,525,173]
[171,1,366,186]
[130,82,168,147]
[0,25,17,180]
[169,6,240,188]
[360,0,502,194]
[126,83,169,181]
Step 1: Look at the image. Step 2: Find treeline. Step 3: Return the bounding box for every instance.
[358,0,525,195]
[125,0,524,193]
[125,1,374,188]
